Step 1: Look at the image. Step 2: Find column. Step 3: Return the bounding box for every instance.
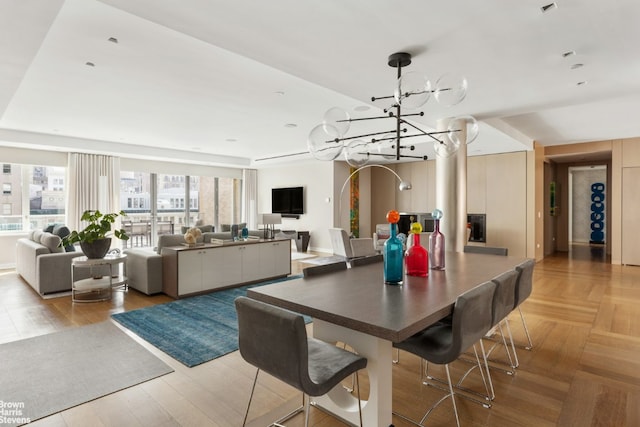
[435,118,467,253]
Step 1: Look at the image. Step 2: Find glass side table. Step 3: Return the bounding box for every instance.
[71,254,127,302]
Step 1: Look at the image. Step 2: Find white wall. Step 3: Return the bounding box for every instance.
[257,160,335,253]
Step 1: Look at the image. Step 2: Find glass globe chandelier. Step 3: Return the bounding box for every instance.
[307,52,479,166]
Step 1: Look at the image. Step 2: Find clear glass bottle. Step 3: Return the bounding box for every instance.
[406,232,428,276]
[429,218,445,270]
[383,223,404,284]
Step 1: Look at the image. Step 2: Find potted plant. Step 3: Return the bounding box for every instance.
[60,210,130,258]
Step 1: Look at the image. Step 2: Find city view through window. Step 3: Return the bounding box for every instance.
[1,164,241,241]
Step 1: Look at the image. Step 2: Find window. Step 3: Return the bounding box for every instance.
[0,164,66,232]
[120,170,241,247]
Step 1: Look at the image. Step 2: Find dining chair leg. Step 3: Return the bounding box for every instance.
[478,339,495,401]
[304,393,310,427]
[419,364,460,427]
[504,317,520,368]
[243,368,260,427]
[518,307,534,350]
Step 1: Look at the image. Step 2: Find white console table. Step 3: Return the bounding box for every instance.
[161,238,291,298]
[71,254,127,302]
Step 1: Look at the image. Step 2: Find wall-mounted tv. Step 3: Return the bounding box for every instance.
[272,186,304,216]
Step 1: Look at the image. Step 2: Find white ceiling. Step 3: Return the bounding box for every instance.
[2,0,640,168]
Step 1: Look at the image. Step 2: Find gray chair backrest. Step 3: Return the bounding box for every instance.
[452,281,498,360]
[464,245,508,256]
[514,259,535,308]
[490,269,519,326]
[302,261,348,277]
[235,297,309,391]
[350,254,383,267]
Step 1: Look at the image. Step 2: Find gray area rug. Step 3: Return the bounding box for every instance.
[0,321,173,426]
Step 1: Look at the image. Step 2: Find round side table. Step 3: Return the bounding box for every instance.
[71,254,127,302]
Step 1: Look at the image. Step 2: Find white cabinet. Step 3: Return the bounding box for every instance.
[163,239,291,298]
[259,240,291,278]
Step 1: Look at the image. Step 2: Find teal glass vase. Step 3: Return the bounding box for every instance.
[383,223,404,285]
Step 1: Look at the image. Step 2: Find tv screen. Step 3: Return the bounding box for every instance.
[272,187,304,215]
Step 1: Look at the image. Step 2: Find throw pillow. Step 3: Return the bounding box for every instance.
[32,229,44,243]
[44,224,56,233]
[52,225,75,252]
[221,224,231,232]
[40,232,63,253]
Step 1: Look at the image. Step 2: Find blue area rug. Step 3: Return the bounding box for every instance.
[112,275,304,367]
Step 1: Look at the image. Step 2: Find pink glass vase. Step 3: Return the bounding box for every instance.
[429,219,445,270]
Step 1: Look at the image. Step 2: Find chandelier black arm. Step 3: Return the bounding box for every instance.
[399,119,446,144]
[336,114,394,123]
[368,152,428,160]
[334,128,407,143]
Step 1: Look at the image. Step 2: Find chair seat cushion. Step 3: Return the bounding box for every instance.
[306,338,367,396]
[393,324,456,365]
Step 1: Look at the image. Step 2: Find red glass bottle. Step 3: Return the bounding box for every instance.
[406,233,429,277]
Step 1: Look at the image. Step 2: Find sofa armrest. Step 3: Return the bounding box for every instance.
[124,248,163,295]
[36,251,85,295]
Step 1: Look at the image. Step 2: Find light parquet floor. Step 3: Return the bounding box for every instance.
[1,245,639,426]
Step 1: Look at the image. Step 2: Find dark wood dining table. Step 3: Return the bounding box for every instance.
[247,251,529,426]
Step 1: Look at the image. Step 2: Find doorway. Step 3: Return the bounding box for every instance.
[568,165,607,260]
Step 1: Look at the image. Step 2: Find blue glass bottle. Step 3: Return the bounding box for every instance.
[383,223,404,285]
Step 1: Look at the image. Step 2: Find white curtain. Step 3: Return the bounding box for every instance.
[242,169,258,229]
[66,153,120,232]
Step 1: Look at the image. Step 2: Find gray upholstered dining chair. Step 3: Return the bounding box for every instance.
[392,280,497,427]
[484,269,521,384]
[350,253,384,267]
[513,259,536,350]
[234,296,367,427]
[302,261,348,277]
[463,245,509,256]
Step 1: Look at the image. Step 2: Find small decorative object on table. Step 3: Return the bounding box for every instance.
[184,227,202,247]
[241,227,249,241]
[383,209,404,285]
[429,208,445,270]
[406,222,428,277]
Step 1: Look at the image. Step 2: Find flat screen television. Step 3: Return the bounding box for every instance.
[272,186,304,215]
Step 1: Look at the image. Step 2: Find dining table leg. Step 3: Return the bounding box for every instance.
[312,319,393,426]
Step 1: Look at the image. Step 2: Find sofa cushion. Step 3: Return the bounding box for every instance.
[44,224,55,233]
[32,229,44,243]
[156,234,187,255]
[40,232,63,253]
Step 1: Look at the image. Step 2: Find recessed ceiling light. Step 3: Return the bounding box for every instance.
[275,91,285,96]
[225,138,237,142]
[192,147,202,151]
[570,63,584,70]
[108,37,118,44]
[562,51,576,58]
[284,123,297,128]
[576,81,588,86]
[85,61,95,67]
[541,2,557,13]
[354,105,370,112]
